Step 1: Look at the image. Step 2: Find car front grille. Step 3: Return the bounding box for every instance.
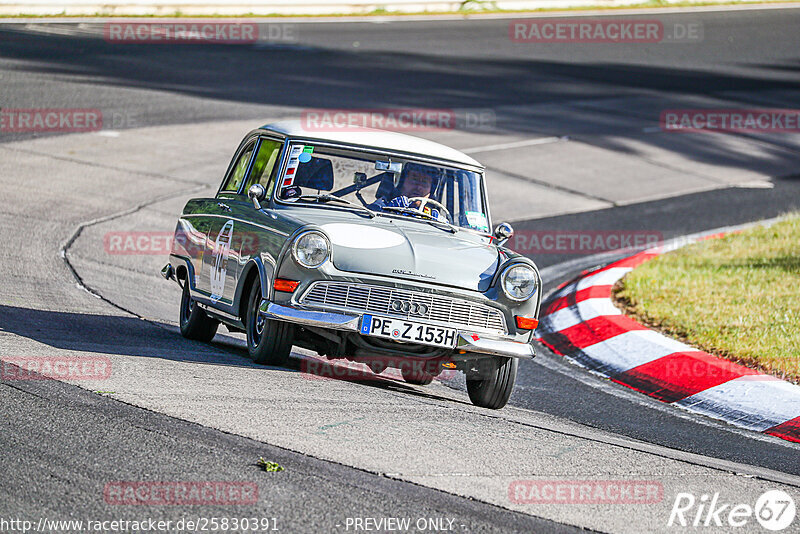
[298,281,507,334]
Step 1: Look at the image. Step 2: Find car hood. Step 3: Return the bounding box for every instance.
[318,218,499,292]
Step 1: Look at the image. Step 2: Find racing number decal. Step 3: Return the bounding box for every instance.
[210,220,234,300]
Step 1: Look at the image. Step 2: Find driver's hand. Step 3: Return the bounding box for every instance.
[385,196,411,208]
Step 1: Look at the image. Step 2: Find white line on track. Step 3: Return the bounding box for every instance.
[460,136,565,154]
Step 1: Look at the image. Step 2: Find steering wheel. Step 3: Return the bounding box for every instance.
[408,197,453,224]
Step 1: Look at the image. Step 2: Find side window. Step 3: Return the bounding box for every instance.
[221,142,256,193]
[243,138,283,194]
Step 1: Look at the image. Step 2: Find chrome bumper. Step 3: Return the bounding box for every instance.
[161,263,175,281]
[261,303,535,359]
[456,332,535,359]
[261,302,361,331]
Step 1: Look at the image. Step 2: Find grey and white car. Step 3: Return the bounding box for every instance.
[162,121,541,409]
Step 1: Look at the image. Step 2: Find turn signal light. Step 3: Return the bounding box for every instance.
[515,316,539,330]
[273,279,299,293]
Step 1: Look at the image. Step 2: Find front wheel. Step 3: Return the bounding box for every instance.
[179,281,219,342]
[466,357,518,409]
[246,279,293,366]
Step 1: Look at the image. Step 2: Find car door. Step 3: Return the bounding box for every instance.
[204,138,257,306]
[176,201,218,297]
[221,137,286,302]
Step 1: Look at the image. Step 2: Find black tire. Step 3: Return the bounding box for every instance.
[179,281,219,342]
[246,278,293,366]
[466,357,518,409]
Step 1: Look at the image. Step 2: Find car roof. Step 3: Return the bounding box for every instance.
[260,120,483,169]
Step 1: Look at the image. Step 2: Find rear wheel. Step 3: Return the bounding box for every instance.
[179,281,219,342]
[466,357,518,409]
[246,278,293,366]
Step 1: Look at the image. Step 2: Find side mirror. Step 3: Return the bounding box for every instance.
[248,183,267,210]
[494,222,514,246]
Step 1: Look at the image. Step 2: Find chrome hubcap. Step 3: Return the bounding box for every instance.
[254,300,266,337]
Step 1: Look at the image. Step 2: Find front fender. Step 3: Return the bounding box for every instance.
[234,256,275,317]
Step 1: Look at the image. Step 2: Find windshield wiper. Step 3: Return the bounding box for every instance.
[294,194,375,218]
[380,206,457,233]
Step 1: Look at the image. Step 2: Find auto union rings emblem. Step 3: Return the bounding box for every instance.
[390,299,429,316]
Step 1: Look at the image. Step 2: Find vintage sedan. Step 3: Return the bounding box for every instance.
[162,121,541,409]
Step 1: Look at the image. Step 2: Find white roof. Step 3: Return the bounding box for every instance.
[261,120,482,169]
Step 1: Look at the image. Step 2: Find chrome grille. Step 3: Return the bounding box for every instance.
[299,281,507,334]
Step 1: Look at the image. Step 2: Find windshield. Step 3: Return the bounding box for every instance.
[275,143,490,233]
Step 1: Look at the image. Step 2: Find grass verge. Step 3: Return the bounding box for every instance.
[613,214,800,383]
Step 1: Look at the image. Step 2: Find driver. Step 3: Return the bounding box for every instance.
[373,163,447,221]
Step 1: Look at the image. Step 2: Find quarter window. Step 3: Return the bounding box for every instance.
[244,138,283,194]
[221,142,256,193]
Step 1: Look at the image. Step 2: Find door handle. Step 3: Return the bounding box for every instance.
[217,203,232,212]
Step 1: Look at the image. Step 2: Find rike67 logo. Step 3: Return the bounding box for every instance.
[668,490,795,530]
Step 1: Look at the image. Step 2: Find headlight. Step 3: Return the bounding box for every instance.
[501,264,538,301]
[291,231,329,268]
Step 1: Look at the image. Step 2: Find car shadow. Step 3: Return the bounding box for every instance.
[0,304,462,403]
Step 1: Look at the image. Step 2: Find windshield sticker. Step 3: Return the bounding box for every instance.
[302,146,314,154]
[298,152,312,163]
[282,146,303,187]
[466,211,489,232]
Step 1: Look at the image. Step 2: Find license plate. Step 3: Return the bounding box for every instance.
[360,315,458,349]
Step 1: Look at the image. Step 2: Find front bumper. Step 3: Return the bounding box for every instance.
[261,302,535,359]
[161,263,175,281]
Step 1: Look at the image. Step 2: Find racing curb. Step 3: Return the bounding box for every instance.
[534,233,800,444]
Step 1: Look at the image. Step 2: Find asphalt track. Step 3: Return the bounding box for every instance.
[1,8,799,533]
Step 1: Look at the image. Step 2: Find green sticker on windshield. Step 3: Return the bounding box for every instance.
[466,211,489,232]
[302,146,314,154]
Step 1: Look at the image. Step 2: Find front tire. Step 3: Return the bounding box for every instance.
[246,279,293,366]
[179,281,219,342]
[466,357,518,409]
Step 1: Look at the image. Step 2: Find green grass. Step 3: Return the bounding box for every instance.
[613,214,800,382]
[2,0,796,18]
[257,458,285,472]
